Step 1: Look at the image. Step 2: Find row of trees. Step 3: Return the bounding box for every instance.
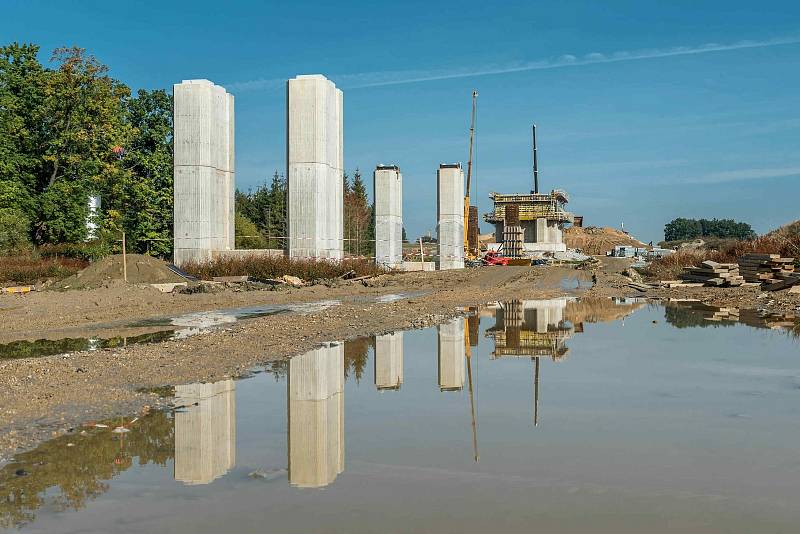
[664,217,756,243]
[0,43,173,255]
[234,169,379,256]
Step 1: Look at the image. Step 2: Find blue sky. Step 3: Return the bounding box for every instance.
[4,0,799,242]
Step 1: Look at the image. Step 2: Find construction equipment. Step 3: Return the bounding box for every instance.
[464,90,478,259]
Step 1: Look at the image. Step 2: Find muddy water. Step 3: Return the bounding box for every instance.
[2,299,800,533]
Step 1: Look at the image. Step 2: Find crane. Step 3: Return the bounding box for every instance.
[464,90,478,258]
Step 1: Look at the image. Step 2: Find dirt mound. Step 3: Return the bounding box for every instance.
[53,254,187,290]
[564,226,647,255]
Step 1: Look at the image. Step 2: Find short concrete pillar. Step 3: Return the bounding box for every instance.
[288,342,345,488]
[437,164,464,270]
[438,317,466,391]
[173,80,235,266]
[375,332,404,390]
[374,165,403,268]
[173,379,236,485]
[287,75,344,260]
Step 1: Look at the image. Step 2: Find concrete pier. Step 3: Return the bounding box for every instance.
[173,80,235,266]
[374,165,403,268]
[287,75,344,260]
[173,379,236,485]
[288,342,345,488]
[374,332,404,390]
[438,317,466,391]
[437,164,464,270]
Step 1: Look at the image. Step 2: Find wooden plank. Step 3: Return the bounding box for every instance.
[762,276,800,291]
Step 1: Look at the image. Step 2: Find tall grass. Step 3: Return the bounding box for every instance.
[642,228,800,281]
[0,255,87,285]
[182,255,388,281]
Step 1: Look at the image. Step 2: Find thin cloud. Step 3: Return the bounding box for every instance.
[681,166,800,184]
[227,36,800,92]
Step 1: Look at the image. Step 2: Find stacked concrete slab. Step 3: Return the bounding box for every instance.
[374,165,403,268]
[173,80,235,266]
[173,379,236,485]
[438,317,466,391]
[288,342,345,488]
[437,164,464,270]
[287,75,344,260]
[374,332,404,390]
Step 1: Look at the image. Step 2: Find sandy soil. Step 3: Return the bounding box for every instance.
[1,259,797,461]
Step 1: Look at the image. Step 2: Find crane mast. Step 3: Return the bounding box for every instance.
[464,90,478,258]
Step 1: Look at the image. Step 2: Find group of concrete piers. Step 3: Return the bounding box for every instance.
[172,75,470,270]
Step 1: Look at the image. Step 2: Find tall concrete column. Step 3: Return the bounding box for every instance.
[173,80,235,266]
[374,165,403,268]
[287,75,343,260]
[288,342,345,488]
[437,163,464,270]
[438,317,466,391]
[375,332,404,390]
[173,379,236,485]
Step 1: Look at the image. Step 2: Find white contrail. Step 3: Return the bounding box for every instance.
[227,36,800,92]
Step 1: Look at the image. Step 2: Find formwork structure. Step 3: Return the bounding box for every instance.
[174,379,236,485]
[288,342,345,488]
[374,165,403,268]
[438,317,466,391]
[173,80,235,266]
[487,299,574,360]
[437,163,465,270]
[374,332,404,390]
[485,190,573,253]
[501,203,524,258]
[287,75,344,260]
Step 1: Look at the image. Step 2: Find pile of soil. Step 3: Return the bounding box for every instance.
[564,226,648,255]
[52,254,187,290]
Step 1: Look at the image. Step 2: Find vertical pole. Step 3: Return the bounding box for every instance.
[419,237,425,266]
[532,124,539,194]
[533,356,540,426]
[122,232,128,283]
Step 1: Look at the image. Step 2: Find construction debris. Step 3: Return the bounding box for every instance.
[737,254,798,290]
[679,260,744,287]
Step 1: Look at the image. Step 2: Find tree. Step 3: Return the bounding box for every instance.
[266,171,286,248]
[0,208,31,252]
[344,168,372,256]
[664,217,755,242]
[235,213,267,249]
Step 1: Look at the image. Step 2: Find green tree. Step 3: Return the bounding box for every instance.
[235,213,267,249]
[0,208,31,252]
[344,168,371,256]
[664,217,755,242]
[266,171,286,248]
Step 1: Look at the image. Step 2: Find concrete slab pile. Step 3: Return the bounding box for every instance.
[375,332,404,390]
[287,75,344,260]
[288,342,345,488]
[437,164,465,270]
[174,379,236,485]
[173,80,235,266]
[374,165,403,268]
[438,317,466,391]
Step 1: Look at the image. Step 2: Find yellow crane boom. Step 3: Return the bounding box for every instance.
[464,90,478,257]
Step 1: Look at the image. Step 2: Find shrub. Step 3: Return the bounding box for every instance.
[182,255,387,282]
[234,213,268,249]
[0,254,86,285]
[38,240,112,262]
[0,208,32,253]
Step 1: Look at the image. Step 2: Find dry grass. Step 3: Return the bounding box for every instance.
[642,224,800,281]
[0,255,88,286]
[182,255,388,282]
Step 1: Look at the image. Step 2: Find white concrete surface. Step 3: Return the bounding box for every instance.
[400,261,436,272]
[437,317,466,391]
[374,165,403,268]
[375,332,404,390]
[437,164,464,270]
[174,379,236,485]
[288,342,345,488]
[287,75,343,260]
[173,80,235,266]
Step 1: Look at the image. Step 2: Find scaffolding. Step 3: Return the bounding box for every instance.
[484,190,573,224]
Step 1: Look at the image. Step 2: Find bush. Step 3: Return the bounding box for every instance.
[0,254,87,285]
[38,240,112,262]
[235,213,268,249]
[182,255,387,282]
[0,208,31,253]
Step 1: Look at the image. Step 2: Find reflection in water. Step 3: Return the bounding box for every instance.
[0,330,176,360]
[664,300,800,336]
[374,332,403,390]
[438,318,466,391]
[173,380,236,485]
[288,342,345,488]
[0,412,174,529]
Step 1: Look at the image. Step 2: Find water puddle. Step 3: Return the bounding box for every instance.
[2,298,800,532]
[0,294,414,361]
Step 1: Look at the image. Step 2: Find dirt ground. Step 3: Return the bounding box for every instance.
[1,259,797,461]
